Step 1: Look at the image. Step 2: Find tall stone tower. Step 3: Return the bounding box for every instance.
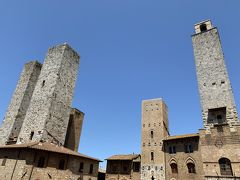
[17,44,80,145]
[0,61,42,145]
[192,20,239,131]
[141,98,169,180]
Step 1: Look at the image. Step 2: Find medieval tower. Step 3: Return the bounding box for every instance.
[192,20,239,132]
[141,98,169,180]
[0,61,42,145]
[17,44,80,145]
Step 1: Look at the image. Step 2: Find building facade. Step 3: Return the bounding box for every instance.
[141,99,169,180]
[105,154,141,180]
[139,20,240,180]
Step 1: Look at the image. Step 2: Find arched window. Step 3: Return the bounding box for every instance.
[200,24,207,32]
[170,163,178,173]
[58,159,65,170]
[187,163,196,173]
[219,158,233,176]
[37,157,45,168]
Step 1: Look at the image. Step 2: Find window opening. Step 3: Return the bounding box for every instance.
[58,159,65,170]
[37,157,45,168]
[89,164,93,174]
[184,144,193,153]
[30,131,34,140]
[42,80,45,87]
[151,152,154,161]
[200,24,207,32]
[170,163,178,173]
[169,146,176,154]
[187,163,196,173]
[1,156,7,166]
[219,158,233,176]
[151,131,154,138]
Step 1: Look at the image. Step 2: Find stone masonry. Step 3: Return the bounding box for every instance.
[64,108,84,151]
[0,61,42,145]
[141,98,169,180]
[17,44,80,145]
[192,20,239,131]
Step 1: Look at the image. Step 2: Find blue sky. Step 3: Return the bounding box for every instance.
[0,1,240,168]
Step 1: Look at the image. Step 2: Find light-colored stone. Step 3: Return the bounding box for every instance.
[0,61,42,145]
[17,44,80,145]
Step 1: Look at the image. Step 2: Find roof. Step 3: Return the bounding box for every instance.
[164,133,199,141]
[0,142,101,162]
[106,154,140,161]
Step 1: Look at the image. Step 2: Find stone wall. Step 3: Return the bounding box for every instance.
[17,44,80,145]
[141,98,169,180]
[0,61,42,145]
[106,160,140,180]
[0,148,99,180]
[199,126,240,179]
[65,108,84,151]
[164,137,204,180]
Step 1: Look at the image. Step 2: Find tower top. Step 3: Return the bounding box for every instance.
[194,19,213,34]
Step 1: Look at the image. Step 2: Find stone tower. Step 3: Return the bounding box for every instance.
[64,108,84,151]
[141,98,169,180]
[17,44,80,145]
[192,20,239,131]
[0,61,42,145]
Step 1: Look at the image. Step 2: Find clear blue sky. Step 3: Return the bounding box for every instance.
[0,1,240,168]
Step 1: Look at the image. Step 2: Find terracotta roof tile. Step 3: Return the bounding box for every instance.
[0,142,101,162]
[106,154,140,161]
[164,133,199,141]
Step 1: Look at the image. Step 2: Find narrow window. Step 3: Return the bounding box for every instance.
[30,131,34,140]
[170,163,178,173]
[1,156,7,166]
[187,163,196,173]
[151,131,154,138]
[200,24,207,32]
[58,159,65,170]
[79,162,84,172]
[42,80,45,87]
[219,158,233,176]
[37,157,45,168]
[151,152,154,161]
[89,164,93,174]
[151,176,155,180]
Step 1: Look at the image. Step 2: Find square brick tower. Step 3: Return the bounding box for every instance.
[141,98,169,180]
[192,20,239,132]
[17,44,80,145]
[0,61,42,145]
